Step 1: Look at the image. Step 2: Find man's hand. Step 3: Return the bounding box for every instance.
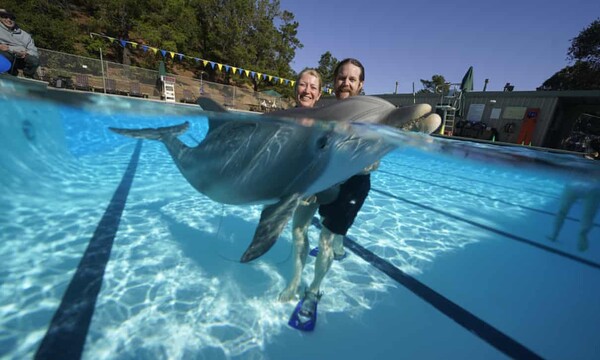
[15,50,27,59]
[0,44,9,52]
[382,104,442,135]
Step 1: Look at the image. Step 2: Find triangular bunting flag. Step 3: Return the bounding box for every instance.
[257,72,262,79]
[279,78,284,84]
[203,60,209,67]
[217,63,223,71]
[131,42,138,48]
[284,79,289,85]
[231,67,237,74]
[160,49,167,57]
[194,58,200,63]
[251,71,256,78]
[178,53,183,61]
[245,70,250,77]
[141,45,149,52]
[268,75,273,81]
[210,62,215,69]
[151,47,158,54]
[291,81,295,87]
[119,40,127,48]
[224,65,230,72]
[169,51,175,59]
[108,37,116,43]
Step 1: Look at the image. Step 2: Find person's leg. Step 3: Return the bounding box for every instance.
[578,195,600,251]
[307,226,335,295]
[332,234,345,258]
[279,202,318,301]
[548,188,578,242]
[22,55,40,78]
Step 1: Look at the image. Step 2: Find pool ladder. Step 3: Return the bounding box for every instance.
[436,83,462,136]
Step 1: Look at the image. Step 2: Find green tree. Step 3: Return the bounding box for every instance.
[418,74,448,94]
[316,51,338,89]
[541,18,600,90]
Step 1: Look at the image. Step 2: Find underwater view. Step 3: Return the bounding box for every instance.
[1,77,599,359]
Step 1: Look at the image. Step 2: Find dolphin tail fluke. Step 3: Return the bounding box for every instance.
[240,194,301,263]
[109,122,190,140]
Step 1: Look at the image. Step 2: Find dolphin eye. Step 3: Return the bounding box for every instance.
[316,134,329,149]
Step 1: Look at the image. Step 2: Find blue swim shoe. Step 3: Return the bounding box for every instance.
[288,290,322,331]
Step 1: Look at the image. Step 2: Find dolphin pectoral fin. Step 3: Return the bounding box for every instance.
[109,122,190,140]
[197,98,228,112]
[240,194,301,263]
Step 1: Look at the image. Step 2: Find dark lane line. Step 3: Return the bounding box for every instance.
[377,170,599,228]
[35,140,143,360]
[371,188,600,271]
[311,219,543,360]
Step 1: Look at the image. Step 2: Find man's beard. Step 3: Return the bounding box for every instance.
[336,86,358,98]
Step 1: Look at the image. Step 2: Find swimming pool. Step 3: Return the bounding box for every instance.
[1,77,599,359]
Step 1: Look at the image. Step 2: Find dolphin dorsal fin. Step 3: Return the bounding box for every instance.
[197,98,229,134]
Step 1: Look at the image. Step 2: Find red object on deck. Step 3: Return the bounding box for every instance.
[517,108,540,145]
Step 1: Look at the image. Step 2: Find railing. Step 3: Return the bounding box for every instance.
[36,48,293,112]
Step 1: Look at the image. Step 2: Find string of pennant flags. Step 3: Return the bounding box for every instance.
[89,32,335,95]
[90,32,299,87]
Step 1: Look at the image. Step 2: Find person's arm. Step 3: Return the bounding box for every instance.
[22,31,38,58]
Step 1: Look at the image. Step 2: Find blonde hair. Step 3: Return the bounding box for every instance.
[295,68,322,93]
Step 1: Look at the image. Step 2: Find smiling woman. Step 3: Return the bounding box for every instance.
[295,68,322,108]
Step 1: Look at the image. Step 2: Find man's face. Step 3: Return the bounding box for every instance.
[334,63,364,100]
[0,12,15,29]
[296,73,321,108]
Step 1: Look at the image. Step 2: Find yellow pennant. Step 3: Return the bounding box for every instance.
[231,67,237,74]
[169,51,175,59]
[257,72,262,79]
[131,42,138,48]
[244,70,250,77]
[268,75,273,81]
[217,63,223,71]
[290,81,295,87]
[279,78,284,84]
[202,60,208,67]
[151,47,158,54]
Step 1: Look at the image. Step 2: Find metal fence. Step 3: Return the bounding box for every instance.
[37,49,293,112]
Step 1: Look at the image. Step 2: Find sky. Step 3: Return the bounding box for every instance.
[278,0,600,95]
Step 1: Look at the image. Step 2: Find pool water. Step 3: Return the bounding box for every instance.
[1,77,599,359]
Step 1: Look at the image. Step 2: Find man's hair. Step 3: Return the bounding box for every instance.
[296,68,322,91]
[333,58,365,82]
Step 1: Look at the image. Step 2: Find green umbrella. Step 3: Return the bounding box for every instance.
[260,89,283,98]
[158,60,166,76]
[460,66,474,92]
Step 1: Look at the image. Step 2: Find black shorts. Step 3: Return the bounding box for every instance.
[318,174,371,236]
